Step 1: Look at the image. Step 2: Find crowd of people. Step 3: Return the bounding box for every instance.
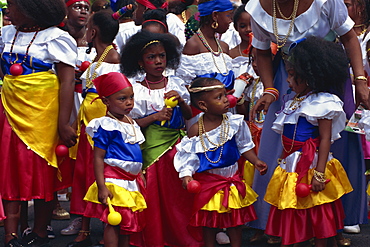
[0,0,369,247]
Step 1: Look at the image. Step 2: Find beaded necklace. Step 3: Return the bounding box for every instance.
[143,76,168,112]
[196,29,229,76]
[86,45,114,88]
[198,114,230,163]
[107,111,137,144]
[272,0,299,49]
[8,30,39,76]
[144,75,165,84]
[248,78,264,123]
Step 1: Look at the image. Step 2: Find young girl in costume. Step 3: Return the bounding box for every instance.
[0,0,77,246]
[264,37,353,247]
[121,30,201,247]
[66,9,121,247]
[174,77,267,246]
[83,72,146,247]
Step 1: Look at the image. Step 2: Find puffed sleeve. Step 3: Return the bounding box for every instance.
[231,114,255,154]
[92,126,113,151]
[322,0,354,36]
[47,29,77,67]
[174,136,201,178]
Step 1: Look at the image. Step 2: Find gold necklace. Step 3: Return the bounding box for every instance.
[288,93,309,110]
[272,0,299,49]
[238,44,249,57]
[281,122,298,154]
[181,10,188,23]
[276,0,296,20]
[249,78,264,123]
[86,45,114,88]
[198,114,230,163]
[107,111,137,144]
[357,26,367,36]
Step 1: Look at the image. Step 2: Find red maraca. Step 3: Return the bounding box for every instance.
[79,61,91,72]
[227,94,237,108]
[296,179,331,197]
[10,63,23,76]
[187,180,201,193]
[55,144,69,157]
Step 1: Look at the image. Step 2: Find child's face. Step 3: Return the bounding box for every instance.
[200,84,229,114]
[104,87,134,116]
[139,44,167,78]
[67,1,90,28]
[286,66,308,95]
[236,12,252,43]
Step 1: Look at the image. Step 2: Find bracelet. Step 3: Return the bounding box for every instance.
[355,75,367,81]
[263,87,280,101]
[313,170,326,183]
[262,91,277,101]
[236,97,245,105]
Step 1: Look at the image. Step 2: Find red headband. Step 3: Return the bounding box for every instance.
[93,72,132,99]
[136,0,168,10]
[66,0,90,7]
[142,19,168,31]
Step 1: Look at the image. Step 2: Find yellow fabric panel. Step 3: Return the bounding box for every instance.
[264,159,353,210]
[201,182,258,213]
[69,92,107,159]
[84,182,147,212]
[243,161,255,187]
[2,72,60,168]
[367,183,370,196]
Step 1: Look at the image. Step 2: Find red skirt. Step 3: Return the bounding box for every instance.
[70,125,95,215]
[130,140,203,247]
[84,201,146,234]
[0,194,5,220]
[0,103,72,202]
[265,200,345,245]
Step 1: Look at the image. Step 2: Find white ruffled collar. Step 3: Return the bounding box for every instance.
[179,112,244,153]
[246,0,327,34]
[86,116,145,144]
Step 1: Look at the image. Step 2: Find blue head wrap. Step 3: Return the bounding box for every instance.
[198,0,233,17]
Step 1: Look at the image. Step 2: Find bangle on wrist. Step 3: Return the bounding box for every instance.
[355,75,367,81]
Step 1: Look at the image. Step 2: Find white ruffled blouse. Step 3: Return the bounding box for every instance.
[272,92,346,142]
[358,110,370,141]
[176,52,233,85]
[129,76,190,119]
[0,25,77,68]
[80,62,121,89]
[167,13,186,47]
[246,0,354,51]
[174,112,255,178]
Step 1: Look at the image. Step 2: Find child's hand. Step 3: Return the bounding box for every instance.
[164,90,184,105]
[156,107,173,122]
[311,178,326,192]
[181,176,193,190]
[254,160,268,175]
[58,125,78,148]
[98,185,113,206]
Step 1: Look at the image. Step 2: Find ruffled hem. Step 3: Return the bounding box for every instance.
[84,182,147,212]
[200,184,258,213]
[266,200,345,245]
[272,92,346,142]
[190,206,257,228]
[264,159,353,210]
[86,116,145,145]
[84,201,146,233]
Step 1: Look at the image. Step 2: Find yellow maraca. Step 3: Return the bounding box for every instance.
[106,197,122,226]
[161,96,178,126]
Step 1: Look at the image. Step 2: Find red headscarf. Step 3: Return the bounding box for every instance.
[66,0,90,7]
[136,0,168,10]
[93,72,132,98]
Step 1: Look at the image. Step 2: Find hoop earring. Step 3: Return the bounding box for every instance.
[211,21,219,29]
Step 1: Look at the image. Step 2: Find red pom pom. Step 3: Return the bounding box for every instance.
[55,144,69,157]
[79,61,91,72]
[227,94,237,108]
[295,183,311,197]
[10,63,23,76]
[187,180,201,193]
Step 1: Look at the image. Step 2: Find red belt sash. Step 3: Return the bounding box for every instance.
[103,164,146,197]
[193,170,246,211]
[282,136,320,183]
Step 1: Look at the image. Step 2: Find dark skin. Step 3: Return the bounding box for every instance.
[66,1,90,47]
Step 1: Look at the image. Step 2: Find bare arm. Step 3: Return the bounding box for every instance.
[94,147,112,205]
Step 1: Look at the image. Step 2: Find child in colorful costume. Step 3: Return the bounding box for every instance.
[0,0,77,246]
[174,77,267,246]
[264,37,353,246]
[83,72,146,247]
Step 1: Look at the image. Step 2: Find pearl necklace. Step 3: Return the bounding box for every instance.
[107,111,137,144]
[272,0,299,49]
[198,114,230,163]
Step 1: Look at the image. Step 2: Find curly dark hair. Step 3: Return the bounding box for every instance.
[91,9,119,43]
[142,8,168,32]
[15,0,66,28]
[120,30,182,77]
[288,36,348,95]
[189,77,222,110]
[233,4,246,30]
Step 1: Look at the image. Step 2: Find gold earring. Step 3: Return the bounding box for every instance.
[211,21,218,29]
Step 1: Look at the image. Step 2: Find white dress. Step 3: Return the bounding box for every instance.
[167,13,186,47]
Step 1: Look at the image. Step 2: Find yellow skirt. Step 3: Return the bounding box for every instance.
[84,182,147,212]
[265,158,353,210]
